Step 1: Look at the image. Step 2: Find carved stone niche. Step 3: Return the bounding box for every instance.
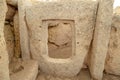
[18,0,98,77]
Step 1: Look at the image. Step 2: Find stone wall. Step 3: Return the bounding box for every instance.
[1,0,120,80]
[0,0,10,80]
[105,9,120,76]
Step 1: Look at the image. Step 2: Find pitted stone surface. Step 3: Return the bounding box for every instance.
[36,69,91,80]
[105,14,120,76]
[89,0,114,79]
[18,0,31,60]
[19,0,98,77]
[10,60,38,80]
[48,20,72,59]
[0,0,10,80]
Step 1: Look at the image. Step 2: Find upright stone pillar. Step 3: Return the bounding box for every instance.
[18,0,31,60]
[89,0,114,79]
[0,0,10,80]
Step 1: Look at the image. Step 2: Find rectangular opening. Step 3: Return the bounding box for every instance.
[44,19,74,59]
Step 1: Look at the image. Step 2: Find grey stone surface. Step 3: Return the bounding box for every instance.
[19,0,98,77]
[0,0,10,80]
[89,0,114,80]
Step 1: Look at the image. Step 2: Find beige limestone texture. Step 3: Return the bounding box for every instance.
[103,74,120,80]
[48,21,72,46]
[18,0,31,60]
[19,0,98,77]
[89,0,114,80]
[6,5,16,20]
[36,69,91,80]
[36,70,120,80]
[48,20,72,59]
[14,11,21,58]
[6,0,18,7]
[0,0,10,80]
[10,60,38,80]
[4,24,14,62]
[105,14,120,75]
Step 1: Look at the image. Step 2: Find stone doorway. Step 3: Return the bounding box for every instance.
[46,20,74,59]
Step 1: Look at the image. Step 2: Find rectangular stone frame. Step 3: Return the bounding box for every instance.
[43,19,75,58]
[18,0,98,77]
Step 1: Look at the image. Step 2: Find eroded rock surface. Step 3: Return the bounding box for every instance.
[19,0,98,77]
[4,23,14,62]
[13,11,21,58]
[0,0,118,80]
[6,5,16,20]
[10,60,38,80]
[36,69,91,80]
[0,0,10,80]
[6,0,18,7]
[48,21,72,59]
[89,0,114,79]
[105,14,120,75]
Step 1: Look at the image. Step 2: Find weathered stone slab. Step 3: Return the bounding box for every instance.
[19,0,98,77]
[10,60,38,80]
[18,0,31,60]
[0,0,10,80]
[89,0,114,79]
[105,14,120,75]
[14,11,21,58]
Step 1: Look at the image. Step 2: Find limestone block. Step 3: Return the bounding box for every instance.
[89,0,114,79]
[4,24,14,62]
[6,5,16,20]
[19,0,98,77]
[6,0,18,7]
[0,0,10,80]
[14,11,21,58]
[105,15,120,75]
[18,0,31,60]
[10,60,38,80]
